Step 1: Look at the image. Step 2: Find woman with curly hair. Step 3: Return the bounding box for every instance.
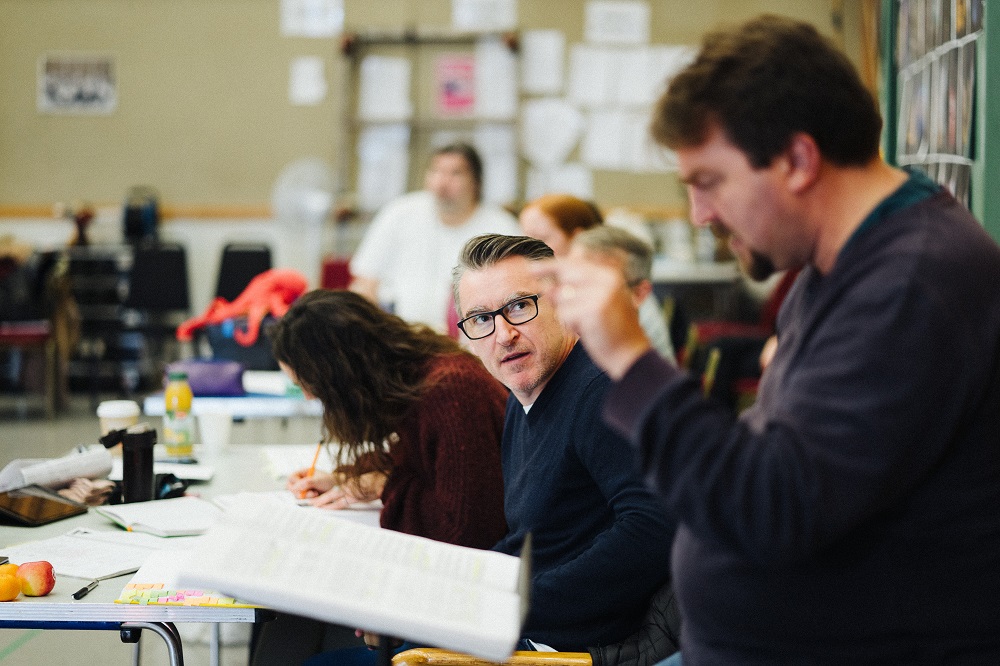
[270,288,507,549]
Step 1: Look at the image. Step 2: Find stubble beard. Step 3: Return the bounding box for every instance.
[743,250,777,281]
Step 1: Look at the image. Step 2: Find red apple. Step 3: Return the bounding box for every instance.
[16,561,56,597]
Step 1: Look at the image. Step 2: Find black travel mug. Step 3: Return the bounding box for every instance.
[121,424,157,503]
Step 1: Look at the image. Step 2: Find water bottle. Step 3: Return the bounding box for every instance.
[163,370,194,461]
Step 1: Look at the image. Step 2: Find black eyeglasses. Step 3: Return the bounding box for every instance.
[457,294,540,340]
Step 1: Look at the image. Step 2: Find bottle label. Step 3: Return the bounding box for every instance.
[163,410,194,458]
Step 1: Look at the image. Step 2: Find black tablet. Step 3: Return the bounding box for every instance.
[0,485,88,527]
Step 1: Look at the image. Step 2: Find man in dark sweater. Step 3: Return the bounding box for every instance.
[452,234,675,652]
[542,14,1000,665]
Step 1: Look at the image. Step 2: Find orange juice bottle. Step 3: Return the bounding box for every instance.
[163,371,194,460]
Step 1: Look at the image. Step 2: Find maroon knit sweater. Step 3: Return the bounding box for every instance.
[379,352,508,550]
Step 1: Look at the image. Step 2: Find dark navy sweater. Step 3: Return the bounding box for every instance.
[494,343,674,651]
[605,174,1000,663]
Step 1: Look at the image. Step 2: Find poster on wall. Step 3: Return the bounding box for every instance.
[436,55,476,117]
[37,53,117,115]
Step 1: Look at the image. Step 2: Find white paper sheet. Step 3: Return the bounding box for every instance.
[625,111,678,172]
[261,444,336,479]
[451,0,516,31]
[585,0,651,45]
[615,48,653,108]
[0,528,198,581]
[623,45,696,108]
[582,109,629,170]
[289,56,327,106]
[475,38,518,120]
[520,97,585,167]
[568,45,615,108]
[520,30,565,95]
[280,0,344,37]
[524,163,593,201]
[356,123,411,212]
[357,56,412,122]
[474,123,518,205]
[178,500,525,661]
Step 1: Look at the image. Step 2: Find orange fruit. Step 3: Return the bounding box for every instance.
[0,563,18,578]
[0,574,20,602]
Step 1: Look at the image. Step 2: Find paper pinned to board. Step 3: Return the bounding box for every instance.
[451,0,516,31]
[289,56,327,106]
[567,44,616,108]
[356,123,411,212]
[520,98,584,167]
[585,0,651,45]
[474,123,518,205]
[357,56,412,122]
[582,108,629,170]
[525,163,593,201]
[520,29,565,95]
[475,37,518,120]
[281,0,344,37]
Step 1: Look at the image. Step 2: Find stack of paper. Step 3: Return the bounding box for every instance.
[0,527,197,580]
[178,500,529,661]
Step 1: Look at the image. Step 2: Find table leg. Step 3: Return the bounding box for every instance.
[121,622,185,666]
[210,623,221,666]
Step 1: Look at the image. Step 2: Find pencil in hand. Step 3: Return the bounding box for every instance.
[298,441,323,500]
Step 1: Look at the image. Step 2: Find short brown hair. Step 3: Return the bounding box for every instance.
[651,14,882,168]
[432,142,483,202]
[524,194,603,237]
[452,234,553,313]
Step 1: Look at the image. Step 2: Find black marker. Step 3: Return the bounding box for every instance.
[72,580,99,600]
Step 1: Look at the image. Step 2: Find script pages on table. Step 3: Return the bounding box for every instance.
[94,496,222,537]
[177,499,530,661]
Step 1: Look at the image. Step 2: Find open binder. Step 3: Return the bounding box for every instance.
[177,499,531,661]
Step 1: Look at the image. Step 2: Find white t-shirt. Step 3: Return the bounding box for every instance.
[350,191,519,331]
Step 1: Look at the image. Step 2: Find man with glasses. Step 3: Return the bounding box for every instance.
[452,233,676,654]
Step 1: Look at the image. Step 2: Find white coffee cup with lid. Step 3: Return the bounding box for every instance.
[97,400,141,436]
[198,411,233,456]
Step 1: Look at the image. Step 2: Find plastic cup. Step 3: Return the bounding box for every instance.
[198,411,233,455]
[97,400,141,436]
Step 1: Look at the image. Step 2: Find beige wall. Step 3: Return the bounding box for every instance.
[1,0,864,212]
[0,0,867,313]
